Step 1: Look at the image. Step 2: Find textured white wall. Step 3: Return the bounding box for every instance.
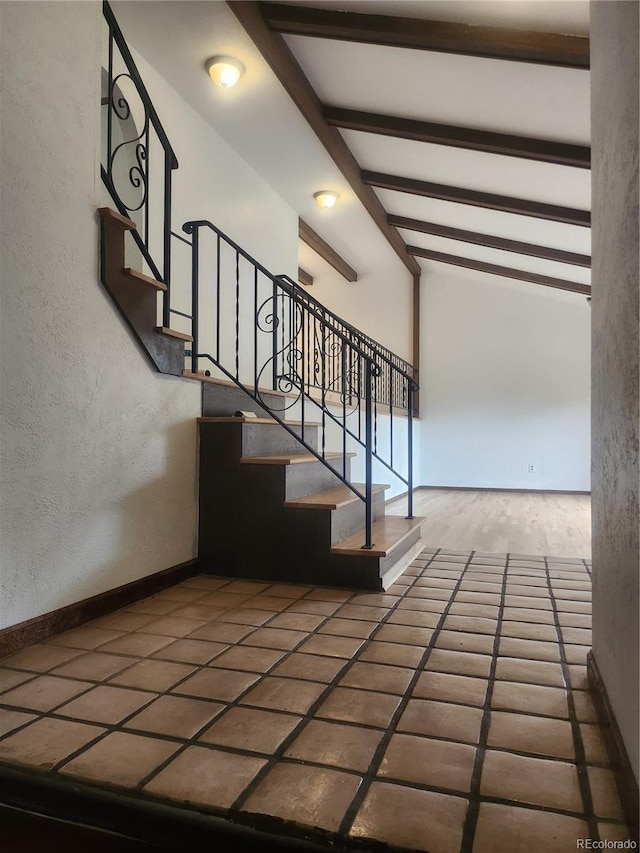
[0,1,298,629]
[590,0,639,784]
[418,268,591,490]
[0,1,200,629]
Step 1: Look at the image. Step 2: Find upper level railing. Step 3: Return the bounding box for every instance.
[101,0,177,327]
[278,274,417,412]
[100,1,418,550]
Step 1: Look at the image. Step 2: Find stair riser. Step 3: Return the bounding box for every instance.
[330,490,386,545]
[198,420,415,591]
[241,423,319,457]
[202,382,288,418]
[378,523,423,580]
[285,458,351,500]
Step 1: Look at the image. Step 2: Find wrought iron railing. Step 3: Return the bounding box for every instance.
[277,275,417,412]
[100,2,418,550]
[101,0,177,327]
[182,220,417,549]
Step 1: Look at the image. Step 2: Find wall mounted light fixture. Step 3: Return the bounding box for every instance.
[314,190,339,209]
[206,56,245,89]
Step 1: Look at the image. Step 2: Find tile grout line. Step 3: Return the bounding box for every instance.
[0,561,603,847]
[0,579,349,782]
[543,555,599,841]
[45,652,224,777]
[222,548,446,817]
[120,585,365,793]
[3,558,592,748]
[109,568,431,795]
[335,549,478,838]
[459,550,510,853]
[0,569,433,756]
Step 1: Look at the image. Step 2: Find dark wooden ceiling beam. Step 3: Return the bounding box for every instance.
[324,106,590,169]
[364,171,591,227]
[298,267,314,287]
[299,219,357,282]
[407,245,591,295]
[228,1,420,276]
[260,3,590,69]
[388,214,591,267]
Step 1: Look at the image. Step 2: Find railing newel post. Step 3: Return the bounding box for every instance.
[190,225,199,376]
[407,380,414,520]
[162,155,172,328]
[272,279,278,390]
[363,358,374,550]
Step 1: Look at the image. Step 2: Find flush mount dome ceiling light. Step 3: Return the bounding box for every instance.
[314,190,339,209]
[206,56,245,88]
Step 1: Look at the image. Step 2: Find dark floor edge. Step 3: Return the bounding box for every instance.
[0,559,200,657]
[417,485,591,495]
[0,803,166,853]
[587,650,639,841]
[0,764,342,852]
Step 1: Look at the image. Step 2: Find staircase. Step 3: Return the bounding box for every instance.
[98,0,423,592]
[98,208,423,590]
[196,393,423,591]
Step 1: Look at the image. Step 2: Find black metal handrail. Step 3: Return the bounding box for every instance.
[182,219,417,549]
[101,0,177,326]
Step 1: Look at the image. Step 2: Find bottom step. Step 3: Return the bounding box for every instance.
[381,538,425,590]
[330,515,425,591]
[331,516,425,557]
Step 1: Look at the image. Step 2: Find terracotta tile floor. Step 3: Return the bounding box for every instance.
[0,549,632,852]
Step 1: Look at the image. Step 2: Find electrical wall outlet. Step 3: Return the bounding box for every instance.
[528,464,536,473]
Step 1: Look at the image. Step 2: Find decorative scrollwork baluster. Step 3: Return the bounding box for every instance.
[107,74,149,214]
[255,293,304,412]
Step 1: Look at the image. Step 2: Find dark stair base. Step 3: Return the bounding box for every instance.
[199,421,390,590]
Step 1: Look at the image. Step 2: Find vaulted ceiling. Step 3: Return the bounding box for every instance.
[112,0,591,297]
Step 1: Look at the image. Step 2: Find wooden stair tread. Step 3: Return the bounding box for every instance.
[98,207,136,230]
[199,416,277,425]
[182,371,290,398]
[240,451,356,466]
[285,483,389,511]
[123,268,167,291]
[155,327,193,342]
[198,417,321,426]
[331,516,424,558]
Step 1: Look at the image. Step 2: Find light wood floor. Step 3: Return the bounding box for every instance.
[386,488,592,558]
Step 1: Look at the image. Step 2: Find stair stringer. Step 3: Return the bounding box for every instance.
[98,208,185,376]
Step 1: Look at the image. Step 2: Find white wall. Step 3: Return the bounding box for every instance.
[303,251,592,495]
[0,1,298,629]
[418,267,591,490]
[130,50,298,280]
[590,0,639,785]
